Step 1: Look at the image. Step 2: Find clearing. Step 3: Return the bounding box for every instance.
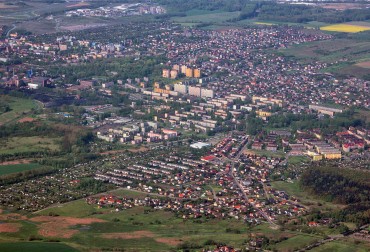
[0,96,40,125]
[271,180,345,211]
[0,136,61,156]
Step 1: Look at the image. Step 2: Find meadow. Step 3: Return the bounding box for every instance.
[1,187,368,251]
[0,163,42,176]
[0,242,78,252]
[280,38,370,78]
[311,241,370,252]
[270,181,345,211]
[171,11,241,25]
[287,155,310,165]
[0,136,61,156]
[0,96,40,125]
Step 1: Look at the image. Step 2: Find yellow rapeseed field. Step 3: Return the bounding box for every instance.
[320,24,370,33]
[254,22,274,26]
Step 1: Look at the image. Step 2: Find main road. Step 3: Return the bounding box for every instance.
[227,136,279,228]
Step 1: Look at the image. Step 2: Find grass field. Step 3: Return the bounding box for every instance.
[0,96,40,125]
[355,109,370,124]
[245,149,285,158]
[36,199,253,250]
[311,240,370,252]
[280,38,370,78]
[321,24,370,33]
[3,187,367,251]
[0,136,61,155]
[0,163,42,176]
[0,242,78,252]
[270,181,345,210]
[273,235,320,251]
[172,11,240,25]
[287,156,311,165]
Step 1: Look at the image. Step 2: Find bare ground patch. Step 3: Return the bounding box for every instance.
[0,159,32,166]
[30,216,106,238]
[155,237,183,246]
[356,61,370,69]
[18,117,36,123]
[67,2,90,8]
[0,213,27,221]
[102,231,183,246]
[0,223,21,233]
[102,231,155,239]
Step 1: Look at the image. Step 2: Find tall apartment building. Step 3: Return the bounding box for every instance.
[162,69,170,78]
[174,83,188,94]
[170,70,178,79]
[201,88,214,99]
[188,86,201,97]
[186,68,194,78]
[181,65,187,74]
[194,68,201,78]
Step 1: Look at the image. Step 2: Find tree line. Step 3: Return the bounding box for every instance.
[300,165,370,226]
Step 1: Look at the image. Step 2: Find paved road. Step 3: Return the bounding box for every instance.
[6,24,16,37]
[226,137,279,228]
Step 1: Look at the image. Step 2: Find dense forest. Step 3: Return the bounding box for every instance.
[256,3,370,24]
[158,0,370,24]
[300,165,370,225]
[48,56,167,84]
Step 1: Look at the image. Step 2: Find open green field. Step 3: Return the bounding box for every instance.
[270,180,345,210]
[281,39,370,63]
[172,11,240,25]
[0,242,78,252]
[0,163,42,176]
[280,38,370,78]
[246,149,285,158]
[0,96,40,125]
[273,234,320,251]
[0,136,61,155]
[287,155,311,165]
[355,109,370,124]
[311,240,370,252]
[3,188,368,251]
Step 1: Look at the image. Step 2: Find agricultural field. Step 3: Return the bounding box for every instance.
[0,96,40,125]
[0,136,61,156]
[0,163,42,176]
[320,23,370,33]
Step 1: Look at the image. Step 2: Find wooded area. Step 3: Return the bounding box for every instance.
[300,165,370,226]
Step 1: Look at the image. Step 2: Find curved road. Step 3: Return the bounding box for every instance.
[6,24,16,37]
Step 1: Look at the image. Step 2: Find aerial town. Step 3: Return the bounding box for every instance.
[0,0,369,251]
